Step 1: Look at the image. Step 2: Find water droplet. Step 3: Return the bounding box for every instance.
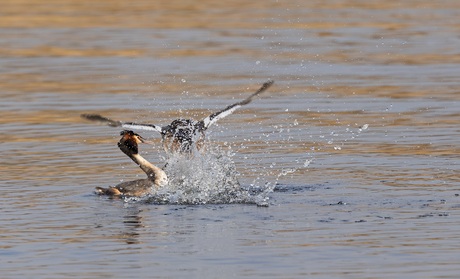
[359,124,369,132]
[280,168,296,176]
[303,159,313,167]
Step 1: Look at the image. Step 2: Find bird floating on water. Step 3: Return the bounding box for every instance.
[95,130,168,197]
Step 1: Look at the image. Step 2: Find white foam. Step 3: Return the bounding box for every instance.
[126,146,271,205]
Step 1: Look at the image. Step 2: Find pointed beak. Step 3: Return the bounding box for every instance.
[136,135,155,145]
[139,137,157,145]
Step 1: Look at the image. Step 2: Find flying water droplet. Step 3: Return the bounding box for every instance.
[359,124,369,132]
[303,159,313,167]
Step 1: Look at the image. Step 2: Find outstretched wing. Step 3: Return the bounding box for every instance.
[201,80,274,130]
[81,114,163,134]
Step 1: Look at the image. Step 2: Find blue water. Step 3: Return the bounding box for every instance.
[1,1,460,278]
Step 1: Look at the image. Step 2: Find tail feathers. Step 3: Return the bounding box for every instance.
[95,186,122,196]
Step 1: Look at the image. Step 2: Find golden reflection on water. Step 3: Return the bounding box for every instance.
[1,1,460,278]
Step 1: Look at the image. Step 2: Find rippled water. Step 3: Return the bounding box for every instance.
[1,1,460,278]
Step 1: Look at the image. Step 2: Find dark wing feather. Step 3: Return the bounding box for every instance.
[81,114,163,133]
[201,80,274,130]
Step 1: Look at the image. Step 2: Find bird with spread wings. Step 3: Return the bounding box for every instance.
[81,80,274,154]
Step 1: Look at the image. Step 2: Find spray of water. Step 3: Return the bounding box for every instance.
[124,145,272,206]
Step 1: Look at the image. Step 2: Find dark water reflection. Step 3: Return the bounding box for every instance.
[1,1,460,278]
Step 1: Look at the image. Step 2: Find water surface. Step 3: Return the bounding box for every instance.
[1,1,460,278]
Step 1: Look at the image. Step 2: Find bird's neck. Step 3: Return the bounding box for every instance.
[129,153,167,187]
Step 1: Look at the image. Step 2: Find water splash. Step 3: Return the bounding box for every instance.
[303,158,313,168]
[359,123,369,131]
[124,146,272,206]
